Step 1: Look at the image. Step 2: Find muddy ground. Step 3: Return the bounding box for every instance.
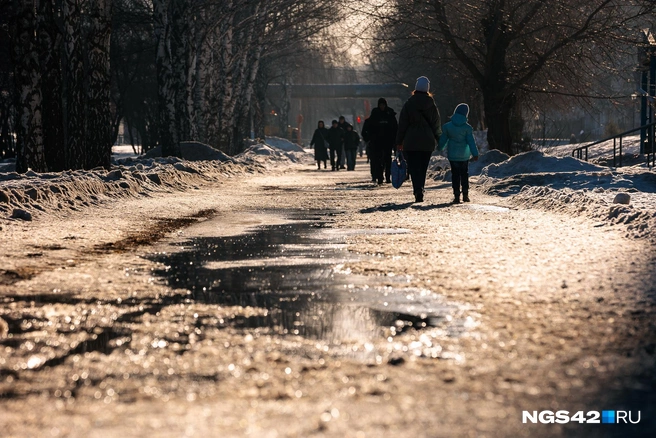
[1,159,655,437]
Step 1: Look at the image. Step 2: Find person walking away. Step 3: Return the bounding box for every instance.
[368,98,398,184]
[438,103,479,203]
[310,121,330,170]
[326,120,343,171]
[337,116,351,169]
[361,117,376,182]
[395,76,441,203]
[344,124,360,171]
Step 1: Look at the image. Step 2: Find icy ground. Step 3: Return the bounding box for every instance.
[430,149,656,242]
[1,143,655,437]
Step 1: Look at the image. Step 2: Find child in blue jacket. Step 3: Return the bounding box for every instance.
[438,103,479,204]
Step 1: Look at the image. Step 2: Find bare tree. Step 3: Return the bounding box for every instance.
[12,0,47,172]
[86,0,113,169]
[366,0,655,154]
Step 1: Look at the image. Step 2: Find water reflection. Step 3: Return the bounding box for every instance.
[148,217,470,344]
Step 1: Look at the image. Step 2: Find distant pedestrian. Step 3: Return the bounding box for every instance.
[395,76,442,203]
[343,125,360,171]
[310,120,329,170]
[361,117,376,182]
[337,116,351,169]
[367,98,398,185]
[326,120,343,171]
[438,103,479,203]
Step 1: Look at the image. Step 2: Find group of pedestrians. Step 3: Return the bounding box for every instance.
[310,75,480,204]
[310,116,361,171]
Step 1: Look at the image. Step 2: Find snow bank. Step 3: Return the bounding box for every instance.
[430,149,509,182]
[0,137,314,221]
[481,151,604,178]
[471,150,656,241]
[539,135,648,167]
[142,141,235,163]
[264,136,305,153]
[0,159,15,173]
[470,150,510,175]
[0,158,258,220]
[511,186,656,241]
[239,141,313,165]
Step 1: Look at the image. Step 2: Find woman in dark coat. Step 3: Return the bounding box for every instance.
[310,120,330,169]
[395,76,442,202]
[343,124,360,171]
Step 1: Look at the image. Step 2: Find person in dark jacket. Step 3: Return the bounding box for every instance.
[361,117,376,182]
[310,120,329,170]
[326,120,343,170]
[337,116,351,169]
[395,76,442,203]
[367,97,398,184]
[343,124,360,171]
[438,103,479,203]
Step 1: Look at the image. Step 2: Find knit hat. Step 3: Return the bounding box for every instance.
[332,119,338,125]
[415,76,430,93]
[378,97,388,106]
[454,103,469,117]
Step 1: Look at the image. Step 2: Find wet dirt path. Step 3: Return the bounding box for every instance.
[1,159,655,437]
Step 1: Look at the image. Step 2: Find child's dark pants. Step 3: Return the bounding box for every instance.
[450,160,469,198]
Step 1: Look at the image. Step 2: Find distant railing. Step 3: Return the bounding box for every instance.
[572,122,656,168]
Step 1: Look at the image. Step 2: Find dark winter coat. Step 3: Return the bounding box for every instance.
[343,130,360,151]
[367,107,398,150]
[395,92,442,152]
[361,117,372,143]
[326,126,343,150]
[337,121,352,147]
[310,127,330,161]
[337,121,352,133]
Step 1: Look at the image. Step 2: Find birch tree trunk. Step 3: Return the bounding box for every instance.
[63,0,87,169]
[193,26,209,142]
[12,0,47,173]
[235,27,264,151]
[171,0,190,142]
[217,5,234,153]
[86,0,113,169]
[153,0,181,157]
[186,15,199,141]
[38,0,66,172]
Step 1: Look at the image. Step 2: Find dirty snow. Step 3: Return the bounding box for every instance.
[426,145,656,242]
[460,150,656,242]
[264,136,306,152]
[540,134,648,167]
[0,139,312,220]
[141,141,236,163]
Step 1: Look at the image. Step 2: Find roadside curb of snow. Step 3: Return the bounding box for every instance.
[501,185,656,242]
[0,157,266,221]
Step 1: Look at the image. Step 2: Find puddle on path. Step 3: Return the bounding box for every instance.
[148,213,473,346]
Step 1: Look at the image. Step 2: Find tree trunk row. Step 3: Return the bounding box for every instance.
[10,0,113,173]
[152,0,269,157]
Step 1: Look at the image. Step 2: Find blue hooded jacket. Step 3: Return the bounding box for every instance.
[438,103,479,162]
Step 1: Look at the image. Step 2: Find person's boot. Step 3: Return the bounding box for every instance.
[452,192,460,204]
[414,190,424,203]
[463,193,471,202]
